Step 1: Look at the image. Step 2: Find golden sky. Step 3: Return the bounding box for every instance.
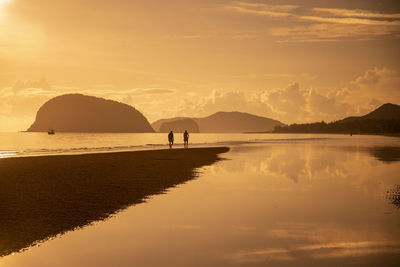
[1,0,400,131]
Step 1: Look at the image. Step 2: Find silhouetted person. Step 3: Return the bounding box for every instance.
[183,130,189,148]
[168,131,174,148]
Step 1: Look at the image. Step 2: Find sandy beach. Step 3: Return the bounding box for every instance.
[0,147,229,256]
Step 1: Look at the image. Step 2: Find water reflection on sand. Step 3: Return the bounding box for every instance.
[1,142,400,266]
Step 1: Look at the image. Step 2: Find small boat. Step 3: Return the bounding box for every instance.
[48,129,55,135]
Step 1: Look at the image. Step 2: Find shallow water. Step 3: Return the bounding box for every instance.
[1,138,400,266]
[0,132,399,158]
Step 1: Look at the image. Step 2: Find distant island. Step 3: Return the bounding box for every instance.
[27,94,398,135]
[274,103,400,134]
[27,94,154,133]
[159,118,200,133]
[152,111,285,133]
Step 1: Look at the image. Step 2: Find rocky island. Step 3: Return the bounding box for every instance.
[27,94,154,133]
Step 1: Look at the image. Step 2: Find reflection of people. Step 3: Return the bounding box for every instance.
[183,130,189,148]
[168,131,174,148]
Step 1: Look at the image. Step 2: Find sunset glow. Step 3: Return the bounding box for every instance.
[0,2,399,266]
[0,0,11,4]
[0,0,399,131]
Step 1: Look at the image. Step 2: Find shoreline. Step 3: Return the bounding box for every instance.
[0,144,228,159]
[1,132,398,160]
[0,147,229,257]
[263,132,400,138]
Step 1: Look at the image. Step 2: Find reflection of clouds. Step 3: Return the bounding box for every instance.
[231,248,294,263]
[208,146,273,175]
[266,222,325,241]
[210,144,400,265]
[208,144,400,205]
[224,220,400,264]
[215,144,399,186]
[302,241,400,259]
[229,241,400,263]
[217,145,350,183]
[307,146,349,179]
[267,148,306,183]
[161,224,201,231]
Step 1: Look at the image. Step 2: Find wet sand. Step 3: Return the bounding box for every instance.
[0,147,229,256]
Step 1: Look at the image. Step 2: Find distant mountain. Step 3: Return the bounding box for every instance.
[274,103,400,134]
[195,111,285,133]
[152,111,285,133]
[27,94,154,133]
[160,118,200,133]
[341,103,400,122]
[152,117,189,132]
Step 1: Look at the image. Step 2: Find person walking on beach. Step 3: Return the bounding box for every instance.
[183,130,189,148]
[168,131,174,149]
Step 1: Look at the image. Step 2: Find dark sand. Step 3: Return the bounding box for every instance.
[0,147,229,256]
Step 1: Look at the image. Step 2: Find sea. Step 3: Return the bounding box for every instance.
[1,132,400,266]
[1,131,399,158]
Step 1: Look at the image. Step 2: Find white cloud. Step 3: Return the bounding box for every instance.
[261,83,308,122]
[222,1,400,42]
[307,88,352,121]
[2,66,399,131]
[225,1,297,17]
[0,79,179,131]
[312,8,400,19]
[299,15,400,26]
[177,89,273,119]
[270,23,399,42]
[353,67,395,87]
[174,83,351,124]
[174,67,400,124]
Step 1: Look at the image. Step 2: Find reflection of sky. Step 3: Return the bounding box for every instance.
[0,151,17,158]
[1,143,400,266]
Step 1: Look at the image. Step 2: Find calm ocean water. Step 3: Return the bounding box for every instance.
[1,137,399,266]
[1,132,399,158]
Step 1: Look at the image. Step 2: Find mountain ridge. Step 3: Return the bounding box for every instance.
[159,118,200,133]
[341,103,400,122]
[274,103,400,134]
[152,111,285,133]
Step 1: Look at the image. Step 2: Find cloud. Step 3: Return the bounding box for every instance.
[223,2,400,42]
[312,8,400,19]
[353,67,395,87]
[261,83,353,122]
[0,78,179,131]
[174,72,396,125]
[261,83,308,122]
[271,23,400,42]
[352,67,400,101]
[177,90,273,119]
[299,15,400,26]
[0,83,57,131]
[174,83,352,124]
[12,78,51,92]
[292,6,400,41]
[367,98,382,109]
[307,88,352,120]
[2,66,399,131]
[229,241,400,263]
[163,34,210,40]
[225,1,297,17]
[232,72,315,80]
[127,88,176,95]
[0,79,57,119]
